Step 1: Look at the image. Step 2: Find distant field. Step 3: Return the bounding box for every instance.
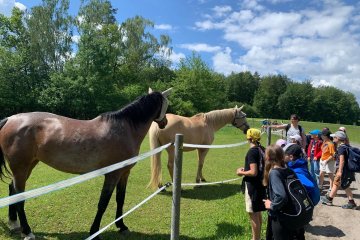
[0,119,358,240]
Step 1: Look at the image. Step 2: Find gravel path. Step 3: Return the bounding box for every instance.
[305,143,360,240]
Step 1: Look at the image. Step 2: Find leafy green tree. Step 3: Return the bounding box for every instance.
[170,53,226,115]
[277,81,314,120]
[253,74,289,118]
[226,71,260,105]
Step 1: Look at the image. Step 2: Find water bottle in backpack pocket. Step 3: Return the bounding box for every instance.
[275,168,314,230]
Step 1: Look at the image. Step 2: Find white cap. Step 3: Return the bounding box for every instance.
[290,134,302,142]
[330,131,347,140]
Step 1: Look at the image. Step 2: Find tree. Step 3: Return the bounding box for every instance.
[277,81,314,120]
[226,71,260,105]
[253,74,289,118]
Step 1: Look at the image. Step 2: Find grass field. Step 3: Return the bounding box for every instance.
[0,119,358,240]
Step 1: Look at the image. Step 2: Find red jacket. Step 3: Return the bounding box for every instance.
[307,139,322,160]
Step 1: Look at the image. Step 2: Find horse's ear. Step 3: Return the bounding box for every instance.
[238,105,244,110]
[162,87,173,98]
[234,105,238,108]
[148,87,153,94]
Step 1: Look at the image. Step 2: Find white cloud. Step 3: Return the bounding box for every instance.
[212,47,247,75]
[0,0,26,16]
[193,0,360,102]
[179,43,221,53]
[212,5,232,18]
[168,50,185,64]
[71,35,80,44]
[155,24,173,30]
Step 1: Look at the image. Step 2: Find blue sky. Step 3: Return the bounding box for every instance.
[1,0,360,103]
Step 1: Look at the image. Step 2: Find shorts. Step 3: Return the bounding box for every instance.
[320,160,336,173]
[333,174,341,187]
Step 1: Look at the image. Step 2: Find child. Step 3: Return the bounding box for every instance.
[236,128,266,240]
[321,131,357,209]
[307,129,322,185]
[319,129,335,192]
[263,144,293,240]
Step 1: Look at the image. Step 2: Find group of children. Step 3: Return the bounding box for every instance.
[236,118,357,240]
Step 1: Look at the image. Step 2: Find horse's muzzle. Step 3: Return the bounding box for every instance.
[157,117,168,129]
[242,124,250,134]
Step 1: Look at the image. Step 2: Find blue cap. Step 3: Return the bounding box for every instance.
[309,129,321,135]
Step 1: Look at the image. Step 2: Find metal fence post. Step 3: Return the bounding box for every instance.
[267,126,272,146]
[171,134,183,240]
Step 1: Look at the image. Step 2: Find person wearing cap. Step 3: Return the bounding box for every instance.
[338,126,350,145]
[307,129,323,185]
[275,139,287,148]
[283,143,320,239]
[236,128,266,240]
[321,131,357,209]
[319,129,336,192]
[263,114,306,149]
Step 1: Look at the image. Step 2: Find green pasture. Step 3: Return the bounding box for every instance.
[0,119,358,240]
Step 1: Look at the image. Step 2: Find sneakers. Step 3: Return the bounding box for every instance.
[342,202,357,209]
[320,195,333,206]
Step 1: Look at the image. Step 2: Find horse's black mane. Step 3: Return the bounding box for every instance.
[100,92,164,127]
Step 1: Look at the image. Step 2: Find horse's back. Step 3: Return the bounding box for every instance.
[155,113,209,145]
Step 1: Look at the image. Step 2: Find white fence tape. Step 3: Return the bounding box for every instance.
[86,182,172,240]
[183,140,248,149]
[0,143,172,208]
[181,177,241,186]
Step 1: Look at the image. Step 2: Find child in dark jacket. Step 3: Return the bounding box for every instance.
[283,143,320,240]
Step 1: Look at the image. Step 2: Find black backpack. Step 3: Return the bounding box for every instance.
[273,168,314,230]
[346,146,360,172]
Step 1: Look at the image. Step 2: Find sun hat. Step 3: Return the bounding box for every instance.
[276,139,287,147]
[290,134,302,142]
[246,128,261,141]
[309,129,321,135]
[330,131,347,140]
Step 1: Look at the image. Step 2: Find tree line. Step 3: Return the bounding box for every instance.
[1,0,359,125]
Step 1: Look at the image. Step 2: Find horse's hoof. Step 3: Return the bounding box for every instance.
[8,220,21,233]
[21,232,36,240]
[119,228,131,237]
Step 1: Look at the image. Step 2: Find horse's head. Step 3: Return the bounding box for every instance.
[149,87,172,129]
[232,105,250,134]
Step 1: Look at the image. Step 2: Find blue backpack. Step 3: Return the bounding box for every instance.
[346,146,360,172]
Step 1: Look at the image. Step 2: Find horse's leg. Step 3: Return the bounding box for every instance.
[89,172,119,239]
[196,149,209,183]
[115,170,130,234]
[8,160,38,233]
[12,173,34,239]
[8,181,20,232]
[167,148,175,181]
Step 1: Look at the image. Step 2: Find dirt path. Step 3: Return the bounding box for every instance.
[305,161,360,239]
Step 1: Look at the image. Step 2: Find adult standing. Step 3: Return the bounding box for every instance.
[265,114,306,149]
[236,128,266,240]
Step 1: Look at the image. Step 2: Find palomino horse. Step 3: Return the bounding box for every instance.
[148,106,250,189]
[0,88,172,240]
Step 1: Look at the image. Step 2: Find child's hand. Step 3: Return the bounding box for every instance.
[263,199,272,209]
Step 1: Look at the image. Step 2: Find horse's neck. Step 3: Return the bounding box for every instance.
[205,109,233,131]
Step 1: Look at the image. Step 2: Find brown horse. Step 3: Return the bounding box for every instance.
[148,106,249,189]
[0,88,172,240]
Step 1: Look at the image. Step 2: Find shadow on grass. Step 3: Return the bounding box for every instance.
[7,222,245,240]
[305,224,345,237]
[160,183,240,201]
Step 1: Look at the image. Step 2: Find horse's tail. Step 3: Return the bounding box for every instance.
[148,123,162,190]
[0,118,10,181]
